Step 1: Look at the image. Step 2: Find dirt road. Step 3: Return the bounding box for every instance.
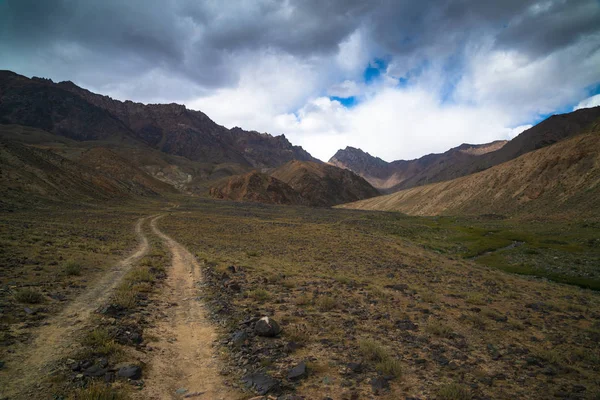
[138,215,239,399]
[0,216,151,399]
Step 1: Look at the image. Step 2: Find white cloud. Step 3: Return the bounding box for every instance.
[183,17,600,164]
[327,80,362,98]
[574,94,600,110]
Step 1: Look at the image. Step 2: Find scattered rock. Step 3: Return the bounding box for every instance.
[83,365,108,377]
[347,362,363,373]
[117,364,142,380]
[371,376,390,394]
[288,361,307,381]
[255,317,282,337]
[285,341,302,353]
[242,372,280,395]
[396,319,418,331]
[384,284,408,292]
[231,331,248,347]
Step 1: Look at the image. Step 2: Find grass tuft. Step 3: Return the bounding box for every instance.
[426,319,454,338]
[13,288,44,304]
[68,381,125,400]
[359,338,388,362]
[64,260,82,276]
[437,383,472,400]
[376,358,402,378]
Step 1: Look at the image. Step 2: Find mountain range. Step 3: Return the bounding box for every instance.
[1,69,599,217]
[329,106,600,193]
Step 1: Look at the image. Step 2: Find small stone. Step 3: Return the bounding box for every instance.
[254,317,282,337]
[117,364,142,380]
[242,372,280,395]
[83,365,108,377]
[231,331,248,347]
[371,376,390,394]
[347,362,363,373]
[288,361,307,381]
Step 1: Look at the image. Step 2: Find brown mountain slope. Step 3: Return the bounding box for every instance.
[330,106,600,192]
[0,70,319,167]
[75,147,178,196]
[337,132,600,217]
[0,140,131,209]
[209,171,306,205]
[270,160,380,207]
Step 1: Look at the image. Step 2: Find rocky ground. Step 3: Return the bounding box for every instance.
[1,199,599,399]
[161,200,600,399]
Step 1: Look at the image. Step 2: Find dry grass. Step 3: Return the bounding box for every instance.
[64,260,82,276]
[425,319,454,338]
[13,288,44,304]
[82,328,121,356]
[68,381,126,400]
[437,383,472,400]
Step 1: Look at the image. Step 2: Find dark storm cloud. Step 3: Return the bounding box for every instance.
[0,0,598,103]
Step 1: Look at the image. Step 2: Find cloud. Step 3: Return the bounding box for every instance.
[574,94,600,111]
[1,0,599,162]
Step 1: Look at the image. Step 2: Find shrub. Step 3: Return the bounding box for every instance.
[14,288,44,304]
[285,324,312,344]
[82,328,120,356]
[64,260,82,276]
[69,381,125,400]
[437,383,472,400]
[316,295,338,311]
[465,293,486,305]
[247,289,270,302]
[359,339,388,362]
[112,284,138,309]
[376,358,402,378]
[426,319,454,338]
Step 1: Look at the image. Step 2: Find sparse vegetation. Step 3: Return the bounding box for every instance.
[13,288,44,304]
[376,358,402,378]
[64,260,82,276]
[246,288,270,302]
[426,319,454,338]
[68,381,126,400]
[82,328,121,356]
[359,338,388,362]
[437,383,472,400]
[316,295,338,311]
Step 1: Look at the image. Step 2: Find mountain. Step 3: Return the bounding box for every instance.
[0,70,319,168]
[337,131,600,217]
[330,141,508,192]
[271,160,380,207]
[330,106,600,193]
[209,171,306,205]
[210,161,379,207]
[0,138,170,210]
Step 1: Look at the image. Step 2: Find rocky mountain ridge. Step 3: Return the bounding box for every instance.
[0,70,318,168]
[330,106,600,193]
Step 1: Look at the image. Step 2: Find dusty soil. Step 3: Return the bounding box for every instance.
[134,215,241,400]
[0,216,150,399]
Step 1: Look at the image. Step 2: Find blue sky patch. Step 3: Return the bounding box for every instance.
[331,96,357,108]
[363,58,388,83]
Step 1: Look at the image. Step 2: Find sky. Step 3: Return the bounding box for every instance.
[1,0,600,162]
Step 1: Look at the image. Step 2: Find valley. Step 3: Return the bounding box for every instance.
[0,197,599,399]
[0,70,599,400]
